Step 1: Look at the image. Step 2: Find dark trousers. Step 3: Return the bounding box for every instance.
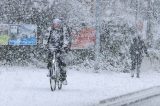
[131,54,142,77]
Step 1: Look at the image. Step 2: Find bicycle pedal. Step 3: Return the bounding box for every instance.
[47,74,50,77]
[51,75,56,79]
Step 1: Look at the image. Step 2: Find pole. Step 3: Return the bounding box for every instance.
[94,0,100,71]
[135,0,139,35]
[146,0,153,48]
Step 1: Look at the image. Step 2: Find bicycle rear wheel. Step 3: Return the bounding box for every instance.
[58,81,62,90]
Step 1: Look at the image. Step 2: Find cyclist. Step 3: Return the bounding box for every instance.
[46,18,71,85]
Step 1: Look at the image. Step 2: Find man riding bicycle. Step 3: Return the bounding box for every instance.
[46,18,71,85]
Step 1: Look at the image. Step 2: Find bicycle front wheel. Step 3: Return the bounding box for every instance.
[50,78,56,91]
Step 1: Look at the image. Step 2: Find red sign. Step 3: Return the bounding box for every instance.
[71,27,96,49]
[136,20,143,32]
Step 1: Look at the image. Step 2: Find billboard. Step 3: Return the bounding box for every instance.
[0,24,9,45]
[0,24,37,45]
[71,27,96,49]
[9,24,37,45]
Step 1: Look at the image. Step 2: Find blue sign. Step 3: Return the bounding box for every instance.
[9,24,37,45]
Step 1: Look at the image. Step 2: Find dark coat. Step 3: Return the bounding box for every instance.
[47,25,71,50]
[47,28,64,49]
[129,37,148,65]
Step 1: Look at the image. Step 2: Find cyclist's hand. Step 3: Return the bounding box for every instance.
[63,47,68,51]
[45,44,49,50]
[63,46,70,53]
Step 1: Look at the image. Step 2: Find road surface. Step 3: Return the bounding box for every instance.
[130,95,160,106]
[1,66,160,106]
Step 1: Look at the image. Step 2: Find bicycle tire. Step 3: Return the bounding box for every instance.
[58,81,62,90]
[50,78,56,91]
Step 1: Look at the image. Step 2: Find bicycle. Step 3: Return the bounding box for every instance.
[48,47,63,91]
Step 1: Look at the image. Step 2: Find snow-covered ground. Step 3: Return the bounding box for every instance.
[0,58,160,106]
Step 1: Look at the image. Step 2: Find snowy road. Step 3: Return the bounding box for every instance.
[130,95,160,106]
[0,66,113,106]
[0,67,99,106]
[1,65,160,106]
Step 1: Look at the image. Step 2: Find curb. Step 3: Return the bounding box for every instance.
[98,86,160,106]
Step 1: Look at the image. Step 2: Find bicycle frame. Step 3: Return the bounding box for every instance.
[52,51,61,79]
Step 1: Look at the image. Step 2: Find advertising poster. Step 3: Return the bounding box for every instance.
[0,24,9,45]
[9,24,37,45]
[71,27,96,49]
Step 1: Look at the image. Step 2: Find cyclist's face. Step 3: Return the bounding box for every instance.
[52,23,61,29]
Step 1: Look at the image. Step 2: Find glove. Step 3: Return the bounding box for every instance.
[64,47,68,51]
[44,44,49,51]
[63,46,71,53]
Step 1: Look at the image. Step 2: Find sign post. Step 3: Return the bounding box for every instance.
[94,0,101,71]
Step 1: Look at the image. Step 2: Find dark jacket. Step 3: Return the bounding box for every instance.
[47,26,71,50]
[48,28,64,49]
[130,37,148,61]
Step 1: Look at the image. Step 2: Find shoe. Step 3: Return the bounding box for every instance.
[62,80,68,85]
[136,74,140,78]
[131,73,134,78]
